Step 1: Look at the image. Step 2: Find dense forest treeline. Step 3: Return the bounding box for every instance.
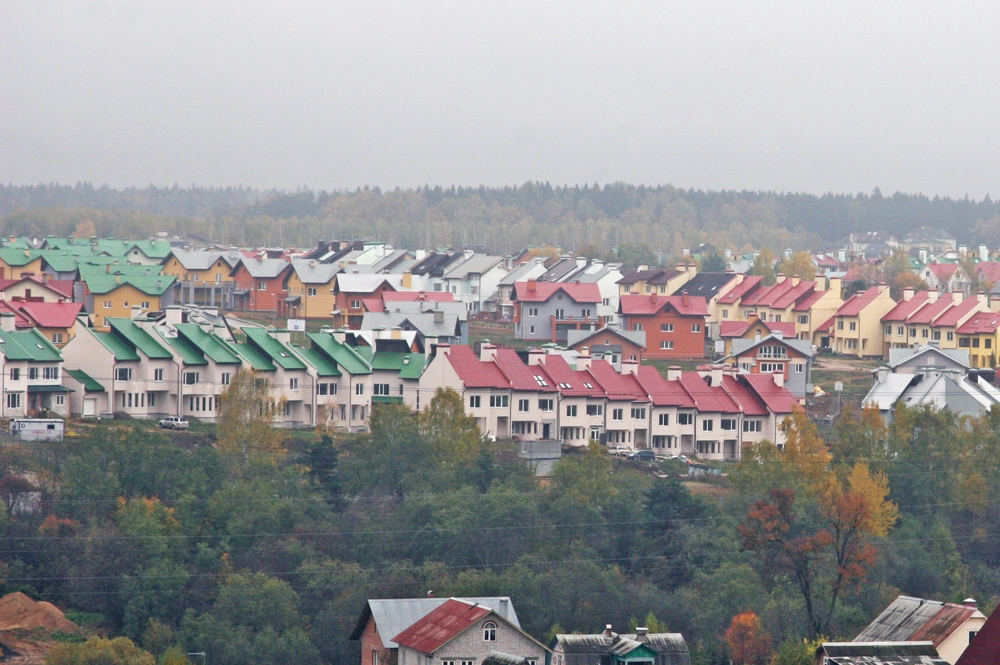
[5,382,1000,665]
[4,183,1000,256]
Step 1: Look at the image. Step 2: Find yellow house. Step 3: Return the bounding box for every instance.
[83,274,177,329]
[956,309,1000,368]
[284,259,339,319]
[162,249,241,308]
[0,249,44,280]
[881,289,990,355]
[832,285,896,358]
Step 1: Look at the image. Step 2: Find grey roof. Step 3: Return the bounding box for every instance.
[362,311,462,338]
[335,273,399,293]
[679,272,740,300]
[831,642,940,657]
[350,597,519,649]
[888,345,970,370]
[855,596,984,646]
[483,652,532,665]
[863,374,919,411]
[289,258,342,284]
[567,326,646,349]
[235,257,291,279]
[540,258,585,282]
[169,249,241,270]
[897,371,1000,416]
[383,299,468,321]
[371,249,412,272]
[499,258,547,286]
[729,334,814,359]
[553,633,689,665]
[444,254,505,280]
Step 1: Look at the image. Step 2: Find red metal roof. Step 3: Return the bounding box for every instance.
[0,301,32,328]
[538,354,590,396]
[392,598,492,655]
[835,286,882,316]
[512,281,601,303]
[956,313,1000,334]
[493,348,557,392]
[18,301,83,328]
[721,375,769,416]
[911,605,975,646]
[619,294,708,317]
[816,315,836,333]
[718,276,763,304]
[905,297,955,325]
[587,361,647,401]
[742,374,798,413]
[445,346,508,389]
[929,298,981,327]
[635,365,695,407]
[678,373,739,413]
[975,261,1000,285]
[719,319,795,339]
[881,291,931,322]
[928,263,959,282]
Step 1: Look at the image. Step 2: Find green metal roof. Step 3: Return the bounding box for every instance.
[106,318,173,359]
[0,329,64,362]
[293,346,341,376]
[371,351,425,380]
[3,238,31,249]
[79,263,164,277]
[82,273,176,295]
[28,384,69,392]
[228,340,275,371]
[306,333,372,375]
[174,323,241,364]
[65,369,105,392]
[371,395,404,404]
[0,248,41,266]
[242,327,307,370]
[93,331,141,361]
[158,331,208,366]
[128,240,173,259]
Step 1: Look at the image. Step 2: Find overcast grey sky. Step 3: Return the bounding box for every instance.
[2,1,998,197]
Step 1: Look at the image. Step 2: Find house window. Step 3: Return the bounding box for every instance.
[586,404,602,416]
[528,325,535,335]
[308,288,318,297]
[55,394,66,406]
[351,299,362,308]
[884,325,892,335]
[489,395,508,408]
[555,308,565,319]
[373,383,390,396]
[987,338,993,349]
[28,367,39,380]
[970,631,979,644]
[661,323,674,332]
[6,393,21,409]
[973,338,981,348]
[702,419,713,431]
[794,363,804,373]
[658,413,669,426]
[183,372,199,385]
[581,308,591,318]
[678,412,693,425]
[760,363,784,373]
[633,323,643,331]
[43,367,59,380]
[539,399,553,411]
[470,395,481,408]
[897,326,904,336]
[692,324,702,333]
[528,307,538,317]
[837,321,844,330]
[483,622,497,641]
[103,301,112,309]
[721,418,736,430]
[373,651,380,665]
[566,404,577,417]
[849,321,857,331]
[8,368,18,381]
[933,330,941,341]
[922,328,929,338]
[221,372,231,386]
[51,333,64,344]
[433,283,442,292]
[798,315,808,324]
[258,282,267,291]
[355,383,365,395]
[533,374,549,387]
[141,301,150,309]
[612,408,623,421]
[518,399,529,412]
[722,309,729,319]
[116,367,133,381]
[743,420,762,432]
[603,298,610,306]
[660,341,674,350]
[909,327,917,337]
[289,378,299,390]
[631,407,646,420]
[947,332,954,341]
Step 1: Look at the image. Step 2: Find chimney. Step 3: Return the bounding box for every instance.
[402,271,413,289]
[927,288,939,302]
[165,306,184,327]
[256,253,264,262]
[903,287,915,301]
[838,249,846,263]
[963,598,977,608]
[527,349,546,366]
[527,278,537,292]
[666,365,681,381]
[772,369,784,388]
[604,625,613,638]
[791,274,800,287]
[878,282,888,294]
[686,263,697,277]
[576,348,592,371]
[433,310,444,323]
[776,273,787,284]
[131,305,142,320]
[960,244,967,257]
[828,276,843,297]
[635,627,648,642]
[480,343,498,362]
[772,330,784,340]
[274,329,291,344]
[709,365,723,387]
[331,328,347,344]
[682,292,690,308]
[427,590,436,598]
[953,291,963,304]
[978,292,988,306]
[0,312,15,333]
[621,359,638,375]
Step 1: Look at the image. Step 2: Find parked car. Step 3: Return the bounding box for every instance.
[627,449,656,461]
[608,446,631,457]
[159,416,189,430]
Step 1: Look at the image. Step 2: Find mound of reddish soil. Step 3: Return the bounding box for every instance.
[0,592,78,632]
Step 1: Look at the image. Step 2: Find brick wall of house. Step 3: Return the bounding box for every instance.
[626,310,706,359]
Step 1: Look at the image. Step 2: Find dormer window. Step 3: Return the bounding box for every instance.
[483,621,497,641]
[534,375,548,386]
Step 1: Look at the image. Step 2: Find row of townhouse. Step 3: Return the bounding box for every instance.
[419,343,796,461]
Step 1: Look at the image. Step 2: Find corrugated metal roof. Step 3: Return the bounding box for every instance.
[826,642,939,657]
[350,597,521,649]
[855,596,981,647]
[392,599,492,654]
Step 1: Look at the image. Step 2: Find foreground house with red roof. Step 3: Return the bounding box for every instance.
[393,598,548,665]
[921,262,972,294]
[618,293,709,359]
[856,596,985,665]
[512,279,603,343]
[715,274,843,344]
[881,289,989,357]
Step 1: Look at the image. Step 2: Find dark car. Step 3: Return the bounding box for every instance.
[627,449,656,461]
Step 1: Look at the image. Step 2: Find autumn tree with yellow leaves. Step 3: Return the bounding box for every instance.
[216,369,283,461]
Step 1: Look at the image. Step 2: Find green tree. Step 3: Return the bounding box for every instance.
[700,251,728,272]
[776,251,816,281]
[46,637,155,665]
[751,248,777,285]
[420,388,482,462]
[216,369,282,461]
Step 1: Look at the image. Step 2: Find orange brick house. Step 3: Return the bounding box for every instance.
[618,293,709,359]
[228,255,292,314]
